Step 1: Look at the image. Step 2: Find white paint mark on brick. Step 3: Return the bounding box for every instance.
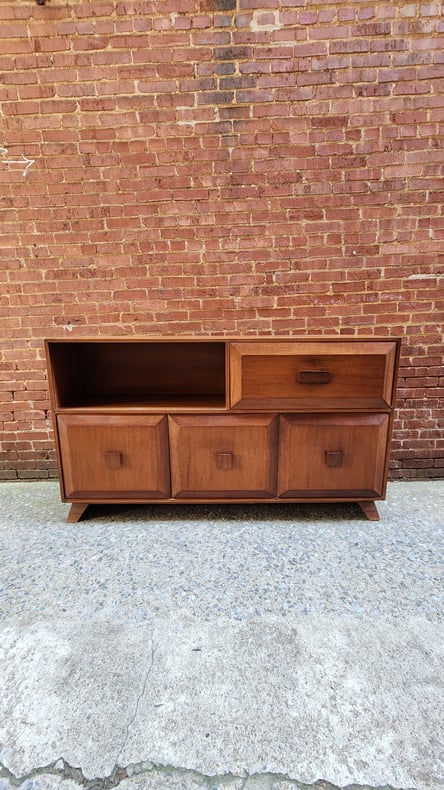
[406,273,441,279]
[0,146,35,177]
[250,10,283,32]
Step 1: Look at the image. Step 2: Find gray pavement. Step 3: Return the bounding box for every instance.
[0,480,443,790]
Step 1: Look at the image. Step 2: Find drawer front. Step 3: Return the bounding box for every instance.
[57,414,170,499]
[169,414,278,498]
[230,341,398,410]
[278,413,389,499]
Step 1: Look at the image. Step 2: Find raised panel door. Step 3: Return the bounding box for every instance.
[230,341,398,410]
[278,413,390,499]
[57,414,170,499]
[169,414,278,498]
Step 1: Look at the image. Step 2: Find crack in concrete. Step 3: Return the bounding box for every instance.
[239,774,249,790]
[115,629,157,767]
[0,759,417,790]
[0,759,127,789]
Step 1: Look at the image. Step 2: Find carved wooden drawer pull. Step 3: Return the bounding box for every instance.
[215,452,234,470]
[298,370,333,384]
[325,450,344,468]
[104,451,122,469]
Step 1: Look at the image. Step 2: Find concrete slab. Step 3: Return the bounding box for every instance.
[0,481,443,790]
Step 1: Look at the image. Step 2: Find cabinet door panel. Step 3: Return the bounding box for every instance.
[278,414,389,498]
[57,414,170,498]
[169,414,278,498]
[230,341,397,410]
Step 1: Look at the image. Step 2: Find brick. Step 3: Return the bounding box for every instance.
[0,22,29,38]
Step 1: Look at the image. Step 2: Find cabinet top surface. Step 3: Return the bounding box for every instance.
[45,335,401,344]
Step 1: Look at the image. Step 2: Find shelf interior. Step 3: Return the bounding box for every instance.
[48,341,227,409]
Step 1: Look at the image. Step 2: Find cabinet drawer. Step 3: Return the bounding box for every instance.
[169,414,278,498]
[57,414,170,499]
[230,341,398,410]
[278,413,389,499]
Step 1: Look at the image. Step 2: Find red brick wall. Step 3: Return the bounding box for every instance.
[1,0,443,481]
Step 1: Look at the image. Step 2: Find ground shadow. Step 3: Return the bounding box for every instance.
[80,501,366,524]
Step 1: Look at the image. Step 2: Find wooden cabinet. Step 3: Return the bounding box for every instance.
[45,336,401,522]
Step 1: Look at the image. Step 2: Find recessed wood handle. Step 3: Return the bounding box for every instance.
[325,450,344,468]
[298,370,333,384]
[104,451,122,469]
[215,452,234,470]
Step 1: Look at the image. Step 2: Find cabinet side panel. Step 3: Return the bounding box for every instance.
[45,341,86,408]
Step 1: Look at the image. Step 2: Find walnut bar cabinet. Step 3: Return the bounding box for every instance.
[45,336,401,523]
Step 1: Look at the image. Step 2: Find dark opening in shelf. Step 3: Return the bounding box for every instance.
[47,340,227,410]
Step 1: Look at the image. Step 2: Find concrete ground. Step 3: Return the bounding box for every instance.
[0,480,442,790]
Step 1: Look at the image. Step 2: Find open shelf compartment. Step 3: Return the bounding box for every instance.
[46,340,227,411]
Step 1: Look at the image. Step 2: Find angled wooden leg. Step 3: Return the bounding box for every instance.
[67,503,89,523]
[358,501,380,521]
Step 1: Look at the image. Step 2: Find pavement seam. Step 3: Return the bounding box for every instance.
[0,760,418,790]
